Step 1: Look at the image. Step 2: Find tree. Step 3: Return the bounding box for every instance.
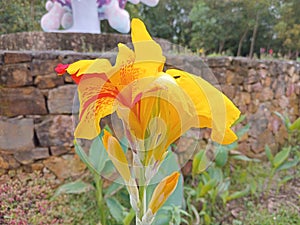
[189,0,279,57]
[0,0,46,34]
[189,0,244,54]
[274,0,300,59]
[126,0,195,47]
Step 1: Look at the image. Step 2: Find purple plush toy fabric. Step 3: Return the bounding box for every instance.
[54,0,127,8]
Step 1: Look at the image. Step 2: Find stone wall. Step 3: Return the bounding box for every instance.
[0,32,177,53]
[0,50,299,178]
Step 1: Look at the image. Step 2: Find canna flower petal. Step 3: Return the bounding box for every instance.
[166,69,241,144]
[66,59,113,77]
[55,63,69,75]
[131,18,165,73]
[148,171,180,214]
[102,130,131,182]
[74,73,118,139]
[117,74,199,163]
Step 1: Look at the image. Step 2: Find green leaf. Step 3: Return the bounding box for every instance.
[74,140,100,176]
[273,147,291,169]
[290,117,300,131]
[101,159,115,176]
[265,145,274,164]
[123,208,135,225]
[249,179,257,195]
[208,166,223,182]
[52,180,93,199]
[204,213,211,225]
[231,154,260,162]
[274,112,291,130]
[192,150,210,176]
[217,179,230,194]
[104,182,123,197]
[232,114,246,126]
[236,124,250,139]
[226,185,250,202]
[198,178,218,197]
[278,175,294,186]
[89,135,109,174]
[215,148,228,167]
[149,151,184,225]
[275,157,299,172]
[105,197,125,223]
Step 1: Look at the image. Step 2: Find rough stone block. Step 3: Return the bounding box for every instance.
[0,155,9,169]
[31,59,60,76]
[0,63,32,87]
[43,155,86,180]
[14,147,49,165]
[240,92,251,105]
[31,163,44,171]
[0,154,20,169]
[0,118,35,152]
[47,85,77,114]
[0,87,47,117]
[32,147,50,159]
[4,52,32,64]
[35,115,74,147]
[50,146,71,156]
[14,151,34,165]
[259,87,274,101]
[34,73,64,89]
[222,85,236,100]
[207,57,231,68]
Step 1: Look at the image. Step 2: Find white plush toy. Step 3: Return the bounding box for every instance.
[41,0,160,33]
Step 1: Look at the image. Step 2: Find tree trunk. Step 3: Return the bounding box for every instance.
[237,28,248,56]
[249,14,259,58]
[30,0,34,27]
[218,41,225,54]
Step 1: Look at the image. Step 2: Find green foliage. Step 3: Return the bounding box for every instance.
[192,150,210,177]
[0,0,46,34]
[264,145,299,194]
[161,205,191,225]
[186,116,254,224]
[105,197,127,223]
[240,202,300,225]
[273,0,300,59]
[126,0,194,46]
[1,1,299,58]
[52,180,93,199]
[56,129,133,225]
[274,112,300,157]
[148,150,185,225]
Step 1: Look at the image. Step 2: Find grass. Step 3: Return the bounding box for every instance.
[238,202,300,225]
[0,160,299,225]
[0,171,100,225]
[221,161,299,225]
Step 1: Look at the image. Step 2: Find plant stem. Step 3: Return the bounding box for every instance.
[123,208,135,225]
[265,169,275,198]
[138,185,145,220]
[136,181,148,224]
[95,175,106,225]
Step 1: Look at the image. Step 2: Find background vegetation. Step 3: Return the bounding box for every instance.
[0,0,299,59]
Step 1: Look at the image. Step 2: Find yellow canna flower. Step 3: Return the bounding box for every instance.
[166,69,240,145]
[148,171,180,214]
[55,18,240,163]
[102,130,131,182]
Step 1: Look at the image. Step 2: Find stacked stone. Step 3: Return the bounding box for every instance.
[0,51,114,177]
[0,51,299,178]
[166,56,300,160]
